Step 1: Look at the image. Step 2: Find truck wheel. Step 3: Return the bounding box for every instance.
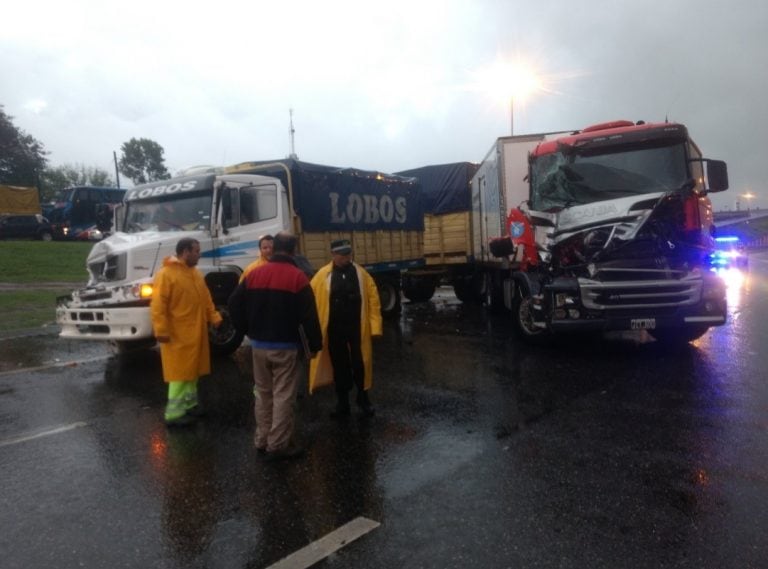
[452,276,473,303]
[453,275,483,303]
[402,278,437,303]
[39,231,53,242]
[109,338,156,355]
[648,325,710,345]
[483,273,505,313]
[376,277,402,317]
[210,306,246,356]
[511,283,549,343]
[471,272,488,304]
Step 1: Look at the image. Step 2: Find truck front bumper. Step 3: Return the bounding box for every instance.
[56,305,153,341]
[549,307,726,333]
[545,274,727,333]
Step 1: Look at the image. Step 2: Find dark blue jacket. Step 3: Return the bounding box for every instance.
[228,254,322,351]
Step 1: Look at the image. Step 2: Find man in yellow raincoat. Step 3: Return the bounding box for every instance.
[151,238,222,427]
[309,239,382,417]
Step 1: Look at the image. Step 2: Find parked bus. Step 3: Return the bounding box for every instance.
[44,186,126,240]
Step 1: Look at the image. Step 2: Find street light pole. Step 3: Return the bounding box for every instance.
[741,191,755,212]
[113,151,121,189]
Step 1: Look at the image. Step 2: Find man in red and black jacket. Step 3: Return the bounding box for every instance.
[228,231,322,461]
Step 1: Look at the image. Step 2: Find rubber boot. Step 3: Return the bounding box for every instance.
[330,391,351,418]
[356,389,375,417]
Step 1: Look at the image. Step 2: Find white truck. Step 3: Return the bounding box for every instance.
[56,161,424,355]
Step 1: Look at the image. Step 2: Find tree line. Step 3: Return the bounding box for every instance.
[1,104,172,202]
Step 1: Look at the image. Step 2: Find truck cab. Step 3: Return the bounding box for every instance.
[499,120,730,344]
[57,173,289,354]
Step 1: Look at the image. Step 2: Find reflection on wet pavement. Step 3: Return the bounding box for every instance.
[2,263,768,568]
[0,332,111,373]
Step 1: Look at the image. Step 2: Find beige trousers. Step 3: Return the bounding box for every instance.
[251,348,301,452]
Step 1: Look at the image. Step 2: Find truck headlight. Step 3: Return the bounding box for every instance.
[131,283,154,299]
[702,279,726,300]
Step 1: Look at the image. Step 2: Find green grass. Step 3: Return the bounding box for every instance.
[0,241,92,332]
[0,289,72,332]
[0,241,92,283]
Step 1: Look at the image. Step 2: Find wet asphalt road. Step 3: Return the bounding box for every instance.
[1,253,768,569]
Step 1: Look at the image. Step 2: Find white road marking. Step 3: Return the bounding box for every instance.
[265,516,380,569]
[0,421,89,448]
[0,355,111,378]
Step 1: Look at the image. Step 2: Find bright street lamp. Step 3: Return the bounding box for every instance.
[506,65,542,135]
[741,191,756,211]
[471,57,545,135]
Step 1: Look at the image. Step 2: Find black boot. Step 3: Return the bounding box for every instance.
[330,392,351,418]
[356,390,375,417]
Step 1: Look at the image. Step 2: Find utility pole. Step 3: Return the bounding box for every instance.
[113,151,121,188]
[288,109,298,159]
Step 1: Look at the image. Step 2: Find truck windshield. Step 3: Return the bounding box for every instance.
[123,191,211,233]
[530,142,689,211]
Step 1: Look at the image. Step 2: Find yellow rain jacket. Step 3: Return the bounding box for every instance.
[309,262,382,394]
[238,256,268,283]
[150,256,222,382]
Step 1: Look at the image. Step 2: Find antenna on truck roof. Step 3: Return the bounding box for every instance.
[288,108,298,160]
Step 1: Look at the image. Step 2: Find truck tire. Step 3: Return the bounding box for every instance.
[471,272,488,304]
[402,277,437,303]
[483,273,505,313]
[210,306,246,356]
[648,325,710,345]
[452,276,474,303]
[109,338,156,356]
[376,277,402,317]
[511,282,549,343]
[453,275,484,304]
[39,231,53,242]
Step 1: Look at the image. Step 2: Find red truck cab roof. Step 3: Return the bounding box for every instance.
[532,120,688,157]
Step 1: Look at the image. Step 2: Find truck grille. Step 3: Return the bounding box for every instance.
[78,289,113,302]
[581,278,701,310]
[594,266,686,282]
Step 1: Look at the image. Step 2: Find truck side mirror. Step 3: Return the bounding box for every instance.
[704,159,728,193]
[113,203,124,232]
[220,188,232,235]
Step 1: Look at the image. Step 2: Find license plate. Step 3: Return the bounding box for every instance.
[630,318,656,330]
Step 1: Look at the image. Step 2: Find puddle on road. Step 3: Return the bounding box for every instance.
[0,332,112,373]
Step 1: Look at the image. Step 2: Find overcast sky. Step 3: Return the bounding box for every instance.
[2,0,766,211]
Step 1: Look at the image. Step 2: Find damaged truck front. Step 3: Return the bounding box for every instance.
[490,120,729,344]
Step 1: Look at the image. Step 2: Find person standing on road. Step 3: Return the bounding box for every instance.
[309,238,382,418]
[228,231,322,461]
[239,234,274,283]
[151,237,222,427]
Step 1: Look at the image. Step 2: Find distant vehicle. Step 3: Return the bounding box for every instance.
[0,214,53,241]
[712,235,748,270]
[44,186,126,240]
